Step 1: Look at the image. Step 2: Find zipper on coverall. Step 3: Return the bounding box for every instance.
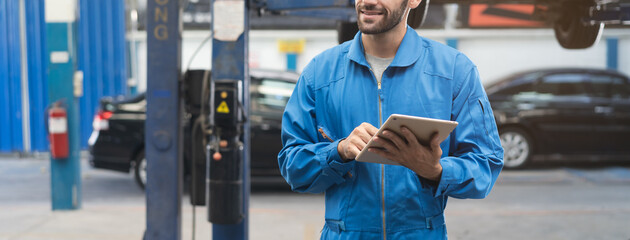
[369,67,387,240]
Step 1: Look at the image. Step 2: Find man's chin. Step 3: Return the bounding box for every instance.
[358,22,380,34]
[359,26,384,35]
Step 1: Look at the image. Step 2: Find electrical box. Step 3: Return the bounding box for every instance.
[208,80,244,224]
[213,81,239,129]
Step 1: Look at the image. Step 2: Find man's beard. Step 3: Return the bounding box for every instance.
[356,0,408,35]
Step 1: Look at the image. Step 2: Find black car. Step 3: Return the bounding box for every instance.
[486,68,630,169]
[88,69,298,188]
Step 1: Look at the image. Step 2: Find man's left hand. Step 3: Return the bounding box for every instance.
[368,127,443,182]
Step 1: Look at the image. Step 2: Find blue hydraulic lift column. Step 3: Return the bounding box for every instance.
[45,0,82,210]
[210,0,249,239]
[144,0,183,239]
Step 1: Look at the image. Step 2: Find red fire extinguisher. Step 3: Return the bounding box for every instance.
[48,103,69,159]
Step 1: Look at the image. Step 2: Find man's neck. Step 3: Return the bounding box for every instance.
[361,22,407,59]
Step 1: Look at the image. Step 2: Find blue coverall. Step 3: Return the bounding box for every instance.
[279,26,504,239]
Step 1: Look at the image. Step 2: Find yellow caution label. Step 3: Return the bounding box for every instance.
[217,101,230,114]
[277,39,305,53]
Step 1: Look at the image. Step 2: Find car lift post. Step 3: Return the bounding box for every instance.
[144,0,361,239]
[205,1,357,239]
[209,0,250,239]
[144,0,183,239]
[45,0,82,211]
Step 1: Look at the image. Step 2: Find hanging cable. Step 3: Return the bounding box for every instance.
[185,34,212,73]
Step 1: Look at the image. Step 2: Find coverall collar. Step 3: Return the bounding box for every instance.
[347,25,423,68]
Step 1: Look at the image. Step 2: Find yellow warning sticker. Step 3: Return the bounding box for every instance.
[217,101,230,114]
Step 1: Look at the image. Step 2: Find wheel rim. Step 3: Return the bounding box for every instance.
[500,131,530,168]
[139,157,147,186]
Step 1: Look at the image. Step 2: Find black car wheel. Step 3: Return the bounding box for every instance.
[500,128,533,169]
[134,150,147,190]
[553,4,602,49]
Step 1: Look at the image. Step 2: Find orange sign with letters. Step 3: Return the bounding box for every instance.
[468,4,546,28]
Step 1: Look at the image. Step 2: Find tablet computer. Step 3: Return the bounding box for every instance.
[355,114,458,165]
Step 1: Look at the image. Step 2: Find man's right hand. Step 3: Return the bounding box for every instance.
[337,122,379,161]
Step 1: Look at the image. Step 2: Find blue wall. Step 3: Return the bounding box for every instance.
[0,0,128,153]
[0,0,14,151]
[78,0,128,149]
[0,0,25,152]
[26,0,49,152]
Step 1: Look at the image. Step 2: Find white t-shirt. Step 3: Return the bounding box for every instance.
[365,53,394,83]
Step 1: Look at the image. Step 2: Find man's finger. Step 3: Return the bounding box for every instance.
[382,130,406,149]
[400,126,419,145]
[430,132,440,150]
[344,144,360,159]
[358,130,373,144]
[365,123,379,136]
[351,137,367,151]
[368,147,395,161]
[350,146,361,158]
[373,136,398,153]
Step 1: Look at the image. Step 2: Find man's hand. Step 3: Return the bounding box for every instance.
[337,123,379,161]
[369,127,443,181]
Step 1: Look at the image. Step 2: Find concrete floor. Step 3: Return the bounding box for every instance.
[1,156,630,240]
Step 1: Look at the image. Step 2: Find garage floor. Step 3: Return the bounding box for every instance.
[1,156,630,240]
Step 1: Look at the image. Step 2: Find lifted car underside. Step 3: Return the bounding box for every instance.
[253,0,630,49]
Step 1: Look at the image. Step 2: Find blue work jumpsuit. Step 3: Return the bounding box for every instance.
[279,26,504,239]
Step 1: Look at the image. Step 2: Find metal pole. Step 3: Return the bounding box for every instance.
[144,0,183,239]
[45,0,82,210]
[210,0,249,239]
[128,0,139,95]
[19,0,31,153]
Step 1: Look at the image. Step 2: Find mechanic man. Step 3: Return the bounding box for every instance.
[278,0,504,238]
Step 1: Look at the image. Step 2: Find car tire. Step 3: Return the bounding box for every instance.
[553,4,602,49]
[134,150,147,190]
[408,0,430,29]
[500,127,533,169]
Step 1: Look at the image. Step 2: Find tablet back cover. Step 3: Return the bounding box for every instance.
[356,114,458,165]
